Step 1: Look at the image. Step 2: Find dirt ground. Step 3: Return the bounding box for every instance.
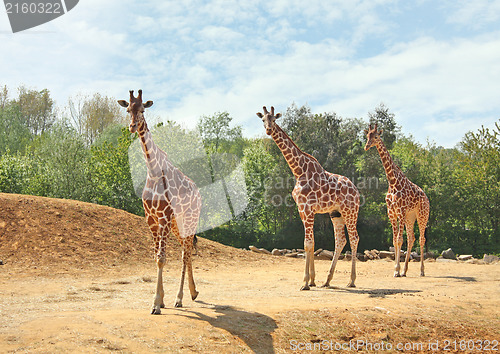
[1,193,499,353]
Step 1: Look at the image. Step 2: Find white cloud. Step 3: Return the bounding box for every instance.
[2,0,499,148]
[446,0,500,28]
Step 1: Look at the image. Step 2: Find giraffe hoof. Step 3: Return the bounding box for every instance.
[300,285,310,291]
[309,282,316,287]
[401,274,407,277]
[160,303,165,308]
[191,291,199,301]
[346,282,356,288]
[320,283,330,288]
[151,307,161,315]
[420,272,425,277]
[394,273,401,278]
[174,300,183,308]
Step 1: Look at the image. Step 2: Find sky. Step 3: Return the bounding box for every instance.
[1,0,500,148]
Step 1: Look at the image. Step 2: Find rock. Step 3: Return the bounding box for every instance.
[271,248,282,256]
[466,258,483,264]
[296,253,305,258]
[379,251,394,259]
[297,249,305,253]
[441,248,456,260]
[316,250,333,260]
[436,257,457,263]
[389,247,395,252]
[424,251,436,259]
[458,254,473,261]
[314,248,323,256]
[285,252,298,258]
[364,249,380,260]
[483,254,500,264]
[249,245,271,255]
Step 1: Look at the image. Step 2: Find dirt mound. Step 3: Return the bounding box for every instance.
[0,193,261,272]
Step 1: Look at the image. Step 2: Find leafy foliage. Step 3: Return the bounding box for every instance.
[0,83,498,256]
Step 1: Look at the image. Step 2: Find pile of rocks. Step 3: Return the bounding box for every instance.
[437,248,499,264]
[248,245,499,264]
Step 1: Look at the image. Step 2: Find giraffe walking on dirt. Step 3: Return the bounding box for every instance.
[257,106,360,290]
[364,124,430,277]
[118,90,201,314]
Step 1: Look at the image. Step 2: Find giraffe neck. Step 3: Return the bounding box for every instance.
[271,124,316,178]
[137,120,163,178]
[375,140,400,186]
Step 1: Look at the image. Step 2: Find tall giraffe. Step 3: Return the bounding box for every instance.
[364,124,430,277]
[118,90,201,313]
[257,106,360,290]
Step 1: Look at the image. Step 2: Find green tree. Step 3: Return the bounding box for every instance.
[15,86,55,135]
[68,93,126,145]
[454,121,500,254]
[90,127,142,214]
[29,122,92,200]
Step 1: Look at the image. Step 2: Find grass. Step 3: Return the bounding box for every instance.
[273,307,500,353]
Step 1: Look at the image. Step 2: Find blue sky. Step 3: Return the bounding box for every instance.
[1,0,500,147]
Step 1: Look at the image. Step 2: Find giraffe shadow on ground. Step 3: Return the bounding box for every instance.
[174,301,277,353]
[431,275,477,282]
[321,286,422,298]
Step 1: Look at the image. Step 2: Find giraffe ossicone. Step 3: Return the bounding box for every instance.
[257,106,361,290]
[364,123,430,277]
[118,90,201,313]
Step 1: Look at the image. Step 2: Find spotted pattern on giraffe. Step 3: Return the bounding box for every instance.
[364,124,430,277]
[118,90,201,314]
[257,106,360,290]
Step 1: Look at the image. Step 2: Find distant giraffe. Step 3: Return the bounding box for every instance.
[364,124,430,277]
[118,90,201,313]
[257,106,360,290]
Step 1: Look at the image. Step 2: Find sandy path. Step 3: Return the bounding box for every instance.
[1,257,499,353]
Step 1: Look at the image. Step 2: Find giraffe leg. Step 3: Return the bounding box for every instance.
[417,215,429,277]
[402,216,416,277]
[175,253,186,308]
[186,236,199,301]
[300,214,315,290]
[151,233,167,315]
[393,219,404,277]
[345,222,359,288]
[322,218,346,288]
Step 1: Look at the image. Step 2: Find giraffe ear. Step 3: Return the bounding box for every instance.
[118,100,129,108]
[275,113,282,119]
[143,100,153,108]
[379,129,384,136]
[256,112,264,118]
[364,129,368,135]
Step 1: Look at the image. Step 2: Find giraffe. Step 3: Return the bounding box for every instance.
[364,124,430,277]
[118,90,201,314]
[257,106,360,290]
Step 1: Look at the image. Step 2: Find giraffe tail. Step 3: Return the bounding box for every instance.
[193,235,198,255]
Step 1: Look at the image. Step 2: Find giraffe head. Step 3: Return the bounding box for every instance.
[256,106,282,135]
[364,123,384,151]
[118,89,154,133]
